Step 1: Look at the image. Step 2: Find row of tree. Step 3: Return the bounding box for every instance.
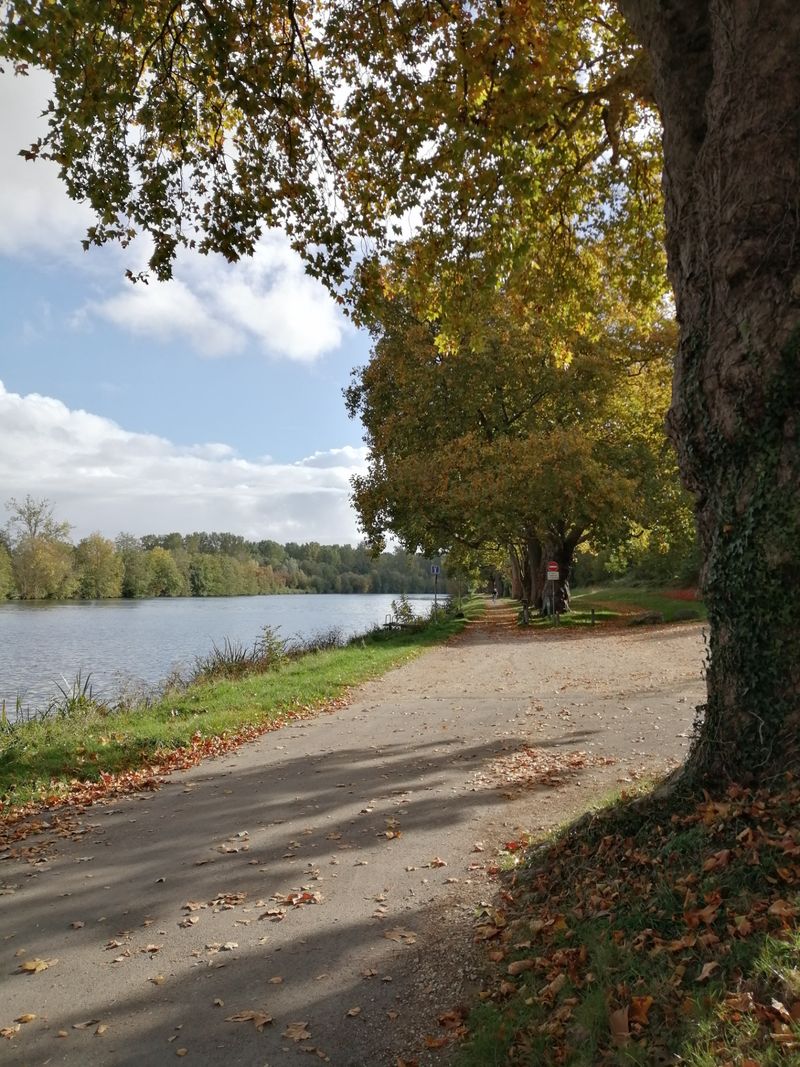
[0,498,444,601]
[347,239,696,613]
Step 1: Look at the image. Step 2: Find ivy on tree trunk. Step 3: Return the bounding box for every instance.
[619,0,800,783]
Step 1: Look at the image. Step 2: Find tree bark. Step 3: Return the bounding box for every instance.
[542,528,583,614]
[526,536,544,609]
[618,0,800,783]
[508,543,524,600]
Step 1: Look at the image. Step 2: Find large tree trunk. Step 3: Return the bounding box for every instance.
[542,528,583,614]
[526,536,544,609]
[619,0,800,783]
[508,543,524,600]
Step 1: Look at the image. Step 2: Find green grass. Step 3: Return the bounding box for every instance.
[0,599,483,810]
[527,607,620,629]
[571,583,707,622]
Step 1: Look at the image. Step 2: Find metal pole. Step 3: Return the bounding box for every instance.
[434,572,438,610]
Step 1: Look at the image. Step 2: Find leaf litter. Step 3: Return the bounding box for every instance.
[462,779,800,1065]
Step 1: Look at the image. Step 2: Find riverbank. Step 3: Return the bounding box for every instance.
[1,592,447,714]
[0,600,482,814]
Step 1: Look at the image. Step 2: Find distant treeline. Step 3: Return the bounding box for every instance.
[0,498,445,601]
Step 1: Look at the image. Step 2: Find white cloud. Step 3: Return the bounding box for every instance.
[97,277,246,358]
[0,381,369,543]
[0,69,95,257]
[296,445,370,470]
[90,232,346,362]
[209,235,345,360]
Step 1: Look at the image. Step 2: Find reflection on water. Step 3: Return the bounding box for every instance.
[0,593,435,714]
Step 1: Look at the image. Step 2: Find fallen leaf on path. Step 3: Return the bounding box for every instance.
[630,996,654,1025]
[18,957,57,974]
[424,1035,449,1048]
[258,908,286,921]
[176,1049,188,1057]
[73,1019,101,1029]
[696,961,719,982]
[149,975,166,985]
[213,999,224,1007]
[1,1026,21,1039]
[283,1021,311,1041]
[346,1007,361,1017]
[96,1024,108,1035]
[226,1010,273,1031]
[384,928,417,945]
[428,857,447,868]
[14,1014,36,1023]
[70,921,85,929]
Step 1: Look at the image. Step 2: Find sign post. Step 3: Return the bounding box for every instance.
[430,564,440,610]
[546,561,560,623]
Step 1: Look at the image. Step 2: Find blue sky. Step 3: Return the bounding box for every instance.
[0,69,374,544]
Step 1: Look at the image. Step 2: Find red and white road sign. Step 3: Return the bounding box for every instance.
[546,561,559,581]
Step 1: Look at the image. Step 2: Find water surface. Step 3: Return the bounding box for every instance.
[0,593,435,714]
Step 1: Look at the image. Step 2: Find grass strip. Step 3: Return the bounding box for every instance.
[456,778,800,1066]
[0,599,483,813]
[571,585,707,623]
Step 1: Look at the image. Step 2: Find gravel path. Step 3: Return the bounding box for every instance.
[0,605,705,1065]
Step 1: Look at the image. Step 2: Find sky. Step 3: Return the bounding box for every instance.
[0,68,375,545]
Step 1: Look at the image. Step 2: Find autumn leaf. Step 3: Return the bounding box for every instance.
[226,1010,273,1032]
[346,1006,361,1017]
[72,1019,101,1029]
[768,899,797,919]
[696,961,720,982]
[384,928,417,944]
[18,957,57,974]
[14,1014,36,1024]
[507,959,535,976]
[0,1026,21,1039]
[630,996,654,1025]
[283,1021,311,1041]
[424,1034,449,1048]
[438,1009,466,1029]
[609,1006,629,1046]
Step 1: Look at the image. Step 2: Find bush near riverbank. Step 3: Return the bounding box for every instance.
[457,779,800,1066]
[0,599,482,815]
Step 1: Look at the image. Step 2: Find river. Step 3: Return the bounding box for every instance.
[0,593,436,716]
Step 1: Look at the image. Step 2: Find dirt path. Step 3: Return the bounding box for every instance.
[0,605,705,1065]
